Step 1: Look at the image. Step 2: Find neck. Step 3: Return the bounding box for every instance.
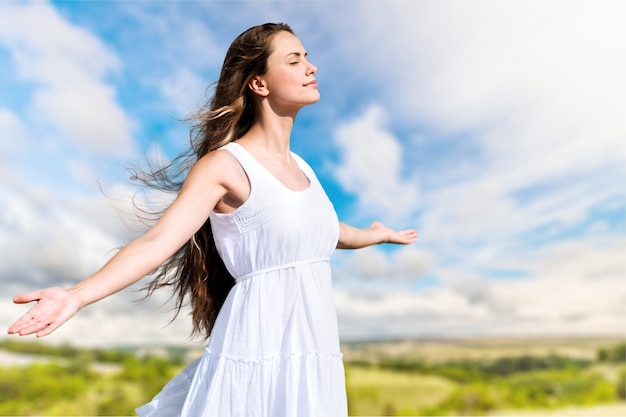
[239,103,299,158]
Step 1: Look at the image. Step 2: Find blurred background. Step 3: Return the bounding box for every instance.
[0,1,624,415]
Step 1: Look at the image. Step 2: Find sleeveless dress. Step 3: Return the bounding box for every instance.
[136,142,348,417]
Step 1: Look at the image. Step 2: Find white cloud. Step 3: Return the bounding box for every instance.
[0,185,120,286]
[117,2,224,104]
[335,245,437,282]
[484,239,626,327]
[65,158,98,186]
[32,84,134,155]
[0,1,135,156]
[346,1,626,139]
[334,236,625,340]
[322,1,625,222]
[0,108,31,153]
[332,104,419,220]
[334,287,489,340]
[159,67,209,119]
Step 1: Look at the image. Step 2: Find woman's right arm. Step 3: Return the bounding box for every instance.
[7,151,237,338]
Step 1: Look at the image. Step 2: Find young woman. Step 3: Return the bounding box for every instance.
[8,23,417,416]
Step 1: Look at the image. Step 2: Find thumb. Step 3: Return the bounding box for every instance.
[13,291,43,304]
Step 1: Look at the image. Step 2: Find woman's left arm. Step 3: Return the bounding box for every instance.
[337,221,418,249]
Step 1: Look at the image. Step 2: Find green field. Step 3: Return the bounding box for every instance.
[0,337,624,416]
[344,337,625,416]
[346,366,456,415]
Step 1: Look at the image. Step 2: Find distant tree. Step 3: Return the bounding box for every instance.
[597,342,626,363]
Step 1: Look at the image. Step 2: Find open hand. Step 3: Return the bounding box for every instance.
[7,287,81,338]
[371,221,418,245]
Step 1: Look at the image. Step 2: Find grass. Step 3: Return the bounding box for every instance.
[487,402,626,416]
[342,337,624,416]
[346,366,457,416]
[345,364,625,417]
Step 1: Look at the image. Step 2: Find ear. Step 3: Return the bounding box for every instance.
[248,76,269,97]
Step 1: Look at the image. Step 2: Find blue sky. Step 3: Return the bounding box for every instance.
[1,0,624,347]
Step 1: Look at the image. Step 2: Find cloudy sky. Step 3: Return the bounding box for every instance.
[1,0,624,347]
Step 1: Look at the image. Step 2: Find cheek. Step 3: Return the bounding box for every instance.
[269,72,300,94]
[277,69,299,84]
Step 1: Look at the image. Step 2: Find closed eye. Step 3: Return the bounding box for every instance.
[286,51,308,65]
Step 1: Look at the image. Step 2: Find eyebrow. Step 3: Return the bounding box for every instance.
[285,51,308,59]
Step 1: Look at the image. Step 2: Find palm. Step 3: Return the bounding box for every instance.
[8,287,81,338]
[371,221,418,245]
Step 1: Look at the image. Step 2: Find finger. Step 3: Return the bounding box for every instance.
[394,230,418,244]
[7,314,36,334]
[8,302,51,334]
[12,291,43,304]
[13,319,50,337]
[37,320,62,337]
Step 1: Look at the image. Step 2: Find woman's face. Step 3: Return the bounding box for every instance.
[260,31,319,111]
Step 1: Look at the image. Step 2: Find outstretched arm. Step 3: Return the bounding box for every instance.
[7,151,237,338]
[337,221,418,249]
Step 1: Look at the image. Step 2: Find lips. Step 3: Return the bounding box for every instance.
[304,80,318,87]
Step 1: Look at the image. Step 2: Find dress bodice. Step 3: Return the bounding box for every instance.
[209,142,339,281]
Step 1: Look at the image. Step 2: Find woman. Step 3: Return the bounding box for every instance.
[8,23,417,416]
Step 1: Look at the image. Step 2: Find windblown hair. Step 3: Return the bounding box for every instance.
[136,23,294,339]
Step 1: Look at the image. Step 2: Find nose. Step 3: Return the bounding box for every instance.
[306,61,317,75]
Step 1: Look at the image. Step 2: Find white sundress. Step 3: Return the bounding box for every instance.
[136,142,348,417]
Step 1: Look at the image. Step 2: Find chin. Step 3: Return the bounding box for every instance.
[306,92,321,104]
[284,94,321,112]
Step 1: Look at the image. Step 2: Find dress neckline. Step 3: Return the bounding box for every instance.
[230,142,312,193]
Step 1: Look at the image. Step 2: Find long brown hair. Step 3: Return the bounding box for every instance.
[136,23,294,339]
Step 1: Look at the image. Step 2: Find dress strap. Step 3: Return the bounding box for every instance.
[219,142,263,177]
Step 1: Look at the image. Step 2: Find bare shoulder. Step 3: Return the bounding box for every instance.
[192,148,246,186]
[189,149,249,213]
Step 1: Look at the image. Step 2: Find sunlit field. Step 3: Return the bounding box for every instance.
[346,367,456,415]
[343,337,625,416]
[0,337,624,416]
